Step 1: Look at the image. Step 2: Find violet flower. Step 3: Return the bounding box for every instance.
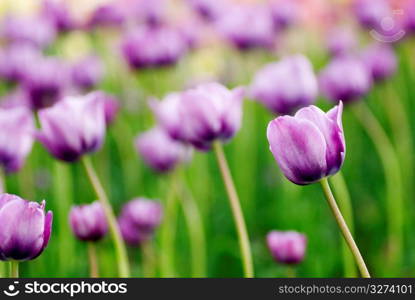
[360,43,397,82]
[71,55,104,90]
[0,106,34,173]
[187,0,225,22]
[326,27,356,57]
[267,231,307,264]
[37,92,106,162]
[319,56,372,104]
[86,3,125,29]
[250,55,318,115]
[41,0,76,32]
[0,193,52,261]
[267,102,344,185]
[69,202,108,242]
[268,0,299,30]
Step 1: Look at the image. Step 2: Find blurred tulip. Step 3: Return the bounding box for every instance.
[353,0,391,29]
[216,4,275,51]
[92,91,119,126]
[0,106,34,173]
[0,194,52,261]
[152,83,245,150]
[361,44,397,82]
[22,57,68,110]
[0,44,41,83]
[267,102,345,185]
[267,231,307,264]
[129,0,167,27]
[42,0,76,32]
[319,56,372,104]
[188,0,225,22]
[121,25,187,70]
[118,198,163,246]
[69,202,108,242]
[0,15,56,49]
[250,55,318,115]
[404,2,415,32]
[135,127,190,173]
[326,27,357,57]
[268,0,299,30]
[71,55,104,90]
[87,3,125,29]
[37,92,106,162]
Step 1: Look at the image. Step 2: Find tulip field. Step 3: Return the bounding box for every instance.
[0,0,415,279]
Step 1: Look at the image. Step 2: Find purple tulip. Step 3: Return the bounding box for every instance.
[121,25,187,70]
[353,0,391,29]
[86,3,125,29]
[0,106,34,173]
[69,202,108,242]
[268,0,299,30]
[319,56,372,104]
[187,0,225,22]
[120,198,163,231]
[41,0,76,32]
[129,0,167,27]
[326,27,356,57]
[151,83,245,150]
[267,230,307,264]
[267,102,345,185]
[22,57,68,110]
[135,127,190,173]
[250,55,318,115]
[92,91,119,126]
[361,44,397,82]
[118,198,163,246]
[71,55,104,90]
[0,44,41,83]
[0,15,56,49]
[404,2,415,33]
[215,4,275,51]
[37,92,106,162]
[0,194,52,261]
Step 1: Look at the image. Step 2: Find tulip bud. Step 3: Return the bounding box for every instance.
[361,44,397,82]
[118,216,151,247]
[42,0,76,32]
[250,55,318,115]
[319,56,372,104]
[37,92,106,162]
[353,0,391,29]
[267,102,345,185]
[71,56,104,90]
[152,83,245,150]
[0,106,34,173]
[69,202,108,242]
[135,127,190,173]
[120,198,163,231]
[0,193,52,261]
[326,27,356,58]
[267,230,307,264]
[121,25,187,70]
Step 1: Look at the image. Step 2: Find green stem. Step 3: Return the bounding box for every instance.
[286,266,296,278]
[87,243,99,278]
[81,156,130,277]
[141,240,156,278]
[351,102,404,274]
[320,178,370,278]
[330,172,357,277]
[9,261,18,278]
[177,177,207,277]
[53,161,74,276]
[213,142,254,278]
[159,172,179,277]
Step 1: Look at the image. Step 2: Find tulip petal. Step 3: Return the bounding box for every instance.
[267,116,327,185]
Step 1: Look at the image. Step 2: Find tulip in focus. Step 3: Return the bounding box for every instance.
[152,82,245,150]
[267,102,345,185]
[267,231,307,264]
[0,106,34,173]
[69,202,108,242]
[319,56,372,104]
[71,55,104,90]
[119,198,163,246]
[250,55,318,115]
[0,194,52,261]
[135,127,190,173]
[361,44,397,82]
[37,92,106,162]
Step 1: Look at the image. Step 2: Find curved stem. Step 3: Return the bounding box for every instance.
[330,172,357,277]
[159,172,179,277]
[177,177,207,277]
[82,156,130,277]
[213,142,254,278]
[9,261,18,278]
[320,178,370,278]
[87,243,99,278]
[351,102,404,274]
